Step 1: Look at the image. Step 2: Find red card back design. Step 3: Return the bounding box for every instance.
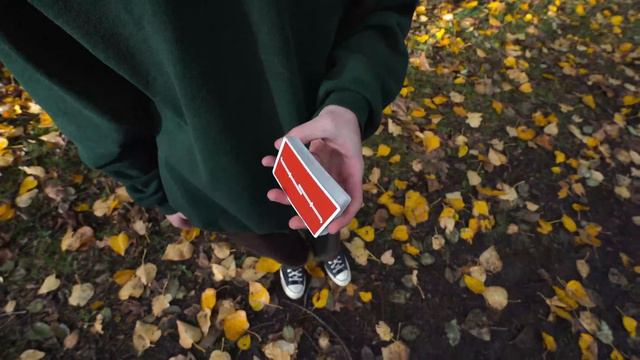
[273,140,338,236]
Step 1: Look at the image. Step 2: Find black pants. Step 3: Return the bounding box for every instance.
[226,229,342,266]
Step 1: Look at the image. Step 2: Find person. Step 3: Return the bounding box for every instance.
[0,1,416,299]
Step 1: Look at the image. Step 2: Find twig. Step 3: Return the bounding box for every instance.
[0,310,26,318]
[281,300,353,360]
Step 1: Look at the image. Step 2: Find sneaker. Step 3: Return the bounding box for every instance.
[279,265,307,300]
[324,251,351,287]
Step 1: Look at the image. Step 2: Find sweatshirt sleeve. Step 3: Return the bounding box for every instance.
[315,0,417,140]
[0,1,176,215]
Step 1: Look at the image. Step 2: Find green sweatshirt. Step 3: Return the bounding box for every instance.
[0,0,415,234]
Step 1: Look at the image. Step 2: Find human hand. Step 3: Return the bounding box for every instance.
[165,212,192,230]
[261,104,364,234]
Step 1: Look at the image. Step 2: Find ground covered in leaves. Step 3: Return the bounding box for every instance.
[2,0,640,359]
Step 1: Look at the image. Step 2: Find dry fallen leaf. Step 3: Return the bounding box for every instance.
[177,320,203,349]
[63,329,80,350]
[136,263,157,286]
[482,286,509,311]
[162,241,194,261]
[132,321,161,355]
[209,350,232,360]
[381,341,410,360]
[68,283,94,307]
[479,246,503,274]
[118,276,144,300]
[18,349,45,360]
[151,294,172,317]
[37,274,61,295]
[376,321,393,341]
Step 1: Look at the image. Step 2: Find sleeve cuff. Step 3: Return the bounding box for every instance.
[318,89,376,139]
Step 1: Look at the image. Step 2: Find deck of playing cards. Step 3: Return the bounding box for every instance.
[272,136,351,238]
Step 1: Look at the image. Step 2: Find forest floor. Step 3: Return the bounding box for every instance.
[1,0,639,359]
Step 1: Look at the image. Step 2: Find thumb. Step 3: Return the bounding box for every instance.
[274,116,333,150]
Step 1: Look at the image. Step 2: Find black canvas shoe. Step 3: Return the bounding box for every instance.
[279,265,307,300]
[324,251,351,286]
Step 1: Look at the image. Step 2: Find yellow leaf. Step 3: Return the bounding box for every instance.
[403,190,429,227]
[0,202,16,221]
[458,144,469,158]
[18,175,38,195]
[108,232,129,256]
[504,56,517,68]
[391,225,409,241]
[423,131,441,152]
[394,179,408,190]
[623,315,637,337]
[582,95,596,109]
[575,3,585,16]
[37,274,61,295]
[433,95,448,105]
[0,137,8,151]
[453,105,467,117]
[180,227,201,241]
[411,107,426,118]
[541,331,557,352]
[610,349,624,360]
[516,126,536,141]
[305,259,325,278]
[566,280,595,308]
[223,310,250,341]
[554,150,566,163]
[376,144,391,157]
[201,288,217,310]
[248,281,270,311]
[161,241,194,261]
[387,202,404,217]
[460,227,475,243]
[355,225,375,242]
[519,82,533,93]
[389,154,401,163]
[491,100,503,114]
[623,95,640,106]
[561,214,577,233]
[358,291,373,303]
[610,15,623,26]
[255,257,281,273]
[578,333,596,360]
[237,334,251,350]
[402,243,420,256]
[312,288,329,309]
[383,105,393,115]
[113,269,135,286]
[463,274,485,294]
[176,320,202,349]
[348,218,359,230]
[572,203,590,212]
[552,286,579,310]
[472,200,489,217]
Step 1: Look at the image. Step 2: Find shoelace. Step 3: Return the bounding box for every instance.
[327,257,345,272]
[286,268,304,283]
